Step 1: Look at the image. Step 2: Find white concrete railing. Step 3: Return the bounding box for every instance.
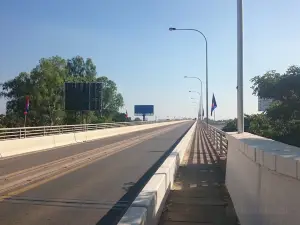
[0,120,180,141]
[226,132,300,225]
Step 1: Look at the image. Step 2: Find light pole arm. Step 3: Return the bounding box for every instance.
[189,80,203,120]
[189,90,202,121]
[173,29,207,45]
[175,28,208,126]
[186,76,202,83]
[185,77,203,120]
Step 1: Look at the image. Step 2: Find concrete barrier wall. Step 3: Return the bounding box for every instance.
[118,121,197,225]
[225,132,300,225]
[0,121,185,158]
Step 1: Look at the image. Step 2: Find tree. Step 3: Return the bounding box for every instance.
[31,56,67,125]
[223,65,300,147]
[1,55,124,127]
[222,119,237,132]
[0,114,6,128]
[66,56,96,81]
[251,66,300,121]
[112,112,130,122]
[1,72,32,126]
[222,115,252,132]
[96,76,124,118]
[250,70,281,100]
[65,56,124,124]
[64,56,99,124]
[1,56,67,126]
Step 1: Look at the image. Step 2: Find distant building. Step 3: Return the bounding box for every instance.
[258,97,273,111]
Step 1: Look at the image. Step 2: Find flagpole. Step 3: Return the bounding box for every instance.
[214,110,215,121]
[24,114,27,127]
[24,95,29,138]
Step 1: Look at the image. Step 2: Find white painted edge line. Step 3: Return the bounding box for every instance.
[118,121,197,225]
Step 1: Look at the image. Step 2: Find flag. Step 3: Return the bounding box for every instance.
[125,110,128,118]
[211,94,217,116]
[24,96,30,115]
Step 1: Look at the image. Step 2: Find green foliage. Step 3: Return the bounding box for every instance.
[0,55,124,127]
[0,114,6,128]
[223,65,300,147]
[222,115,253,132]
[222,119,237,132]
[205,118,228,126]
[112,112,131,122]
[96,76,124,118]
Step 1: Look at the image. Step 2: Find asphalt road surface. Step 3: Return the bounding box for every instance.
[0,121,193,225]
[0,123,185,176]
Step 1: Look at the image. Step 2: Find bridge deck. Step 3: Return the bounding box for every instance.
[159,125,238,225]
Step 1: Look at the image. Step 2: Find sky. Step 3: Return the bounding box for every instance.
[0,0,299,120]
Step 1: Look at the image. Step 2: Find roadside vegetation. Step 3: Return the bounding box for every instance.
[222,65,300,147]
[0,56,130,127]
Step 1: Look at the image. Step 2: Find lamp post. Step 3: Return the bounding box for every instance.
[191,101,198,118]
[170,27,208,127]
[185,76,203,120]
[190,97,199,119]
[189,91,202,120]
[237,0,244,133]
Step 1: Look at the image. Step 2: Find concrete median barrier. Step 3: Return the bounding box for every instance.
[118,121,196,225]
[86,126,136,141]
[118,207,147,225]
[54,133,77,147]
[0,136,55,158]
[74,131,87,143]
[0,121,186,158]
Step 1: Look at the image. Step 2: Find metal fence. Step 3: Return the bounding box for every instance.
[0,120,178,141]
[202,122,228,156]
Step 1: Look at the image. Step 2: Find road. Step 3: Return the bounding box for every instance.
[0,121,193,225]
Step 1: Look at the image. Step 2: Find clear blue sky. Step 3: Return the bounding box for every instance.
[0,0,299,120]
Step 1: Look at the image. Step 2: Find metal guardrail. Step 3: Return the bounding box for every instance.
[0,120,180,141]
[202,122,228,156]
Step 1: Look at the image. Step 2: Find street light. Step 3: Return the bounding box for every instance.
[189,90,201,95]
[237,0,244,133]
[191,97,199,107]
[185,76,203,120]
[170,27,208,127]
[189,91,202,120]
[190,102,198,118]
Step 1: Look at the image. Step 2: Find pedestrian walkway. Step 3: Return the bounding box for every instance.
[159,123,238,225]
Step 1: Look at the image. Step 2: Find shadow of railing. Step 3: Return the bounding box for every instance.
[159,124,238,225]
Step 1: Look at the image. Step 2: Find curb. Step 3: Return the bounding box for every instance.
[118,121,197,225]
